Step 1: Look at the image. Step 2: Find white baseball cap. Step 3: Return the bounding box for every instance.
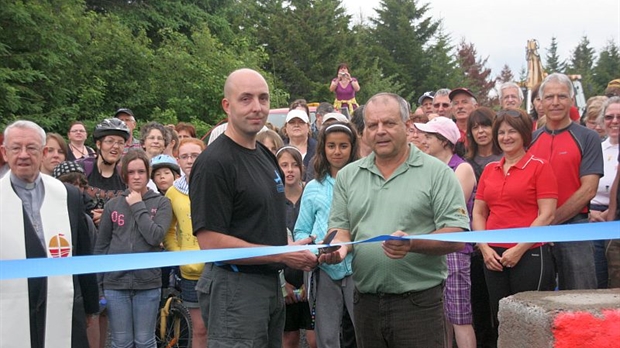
[285,109,309,124]
[323,113,348,123]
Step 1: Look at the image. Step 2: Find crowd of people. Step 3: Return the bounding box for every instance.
[0,67,618,348]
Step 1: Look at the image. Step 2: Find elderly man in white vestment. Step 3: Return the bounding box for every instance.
[0,120,98,348]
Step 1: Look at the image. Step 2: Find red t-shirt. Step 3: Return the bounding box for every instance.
[529,123,604,215]
[476,154,558,248]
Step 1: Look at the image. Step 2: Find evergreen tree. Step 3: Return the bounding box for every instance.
[422,27,461,93]
[370,0,440,100]
[498,64,515,83]
[251,0,353,103]
[567,35,597,97]
[568,35,596,74]
[545,36,566,73]
[593,40,620,95]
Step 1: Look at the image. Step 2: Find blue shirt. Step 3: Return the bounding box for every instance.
[294,175,353,280]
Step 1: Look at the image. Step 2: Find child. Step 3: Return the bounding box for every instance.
[94,149,172,348]
[150,154,180,195]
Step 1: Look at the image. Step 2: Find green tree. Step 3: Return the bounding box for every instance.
[369,0,440,100]
[250,0,354,104]
[421,28,461,94]
[498,64,514,83]
[0,0,91,129]
[593,40,620,95]
[544,36,566,73]
[567,35,597,97]
[567,35,596,74]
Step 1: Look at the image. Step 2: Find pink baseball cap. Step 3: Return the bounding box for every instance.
[414,116,460,145]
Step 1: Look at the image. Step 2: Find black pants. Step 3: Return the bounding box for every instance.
[483,245,555,328]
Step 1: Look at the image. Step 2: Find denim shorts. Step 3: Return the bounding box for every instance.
[180,277,200,308]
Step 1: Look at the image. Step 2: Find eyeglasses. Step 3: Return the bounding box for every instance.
[6,145,41,155]
[604,115,620,122]
[497,109,521,118]
[178,153,200,161]
[102,139,125,147]
[70,129,86,133]
[146,136,165,141]
[433,103,450,108]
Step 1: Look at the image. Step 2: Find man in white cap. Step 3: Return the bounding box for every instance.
[418,91,435,116]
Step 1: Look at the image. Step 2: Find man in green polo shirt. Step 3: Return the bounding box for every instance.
[319,92,470,348]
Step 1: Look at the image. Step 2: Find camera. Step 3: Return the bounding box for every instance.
[339,72,346,76]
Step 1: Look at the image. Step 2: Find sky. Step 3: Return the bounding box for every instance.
[342,0,620,80]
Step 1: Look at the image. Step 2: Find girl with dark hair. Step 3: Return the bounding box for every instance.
[329,63,360,116]
[464,106,502,346]
[94,149,172,348]
[293,122,359,347]
[277,146,317,348]
[466,107,503,181]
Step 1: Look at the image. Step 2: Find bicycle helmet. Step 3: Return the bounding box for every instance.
[150,154,181,179]
[93,118,131,142]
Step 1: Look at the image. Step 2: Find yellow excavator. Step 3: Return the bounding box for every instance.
[524,39,587,115]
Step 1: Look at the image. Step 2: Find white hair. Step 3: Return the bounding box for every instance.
[498,82,524,101]
[3,120,46,146]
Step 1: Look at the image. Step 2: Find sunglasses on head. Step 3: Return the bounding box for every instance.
[497,109,521,118]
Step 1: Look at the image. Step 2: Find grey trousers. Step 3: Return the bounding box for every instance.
[196,263,285,348]
[313,269,355,348]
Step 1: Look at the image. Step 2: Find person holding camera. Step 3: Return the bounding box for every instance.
[329,63,360,117]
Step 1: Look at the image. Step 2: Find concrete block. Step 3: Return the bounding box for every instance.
[498,289,620,348]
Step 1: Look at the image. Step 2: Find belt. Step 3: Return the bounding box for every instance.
[590,204,609,211]
[358,283,443,298]
[213,262,281,275]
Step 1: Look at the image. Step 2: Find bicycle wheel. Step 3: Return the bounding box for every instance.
[156,297,193,348]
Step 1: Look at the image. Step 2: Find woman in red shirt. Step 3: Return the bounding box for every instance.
[472,109,557,331]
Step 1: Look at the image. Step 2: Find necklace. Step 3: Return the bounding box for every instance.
[70,143,87,157]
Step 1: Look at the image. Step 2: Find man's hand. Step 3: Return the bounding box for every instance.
[382,231,411,259]
[281,250,318,272]
[318,243,347,265]
[125,190,142,206]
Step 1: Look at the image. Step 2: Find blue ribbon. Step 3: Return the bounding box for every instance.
[1,222,618,280]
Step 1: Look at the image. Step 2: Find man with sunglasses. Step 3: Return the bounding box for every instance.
[433,88,453,118]
[529,73,604,290]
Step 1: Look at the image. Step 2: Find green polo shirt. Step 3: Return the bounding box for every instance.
[329,144,470,293]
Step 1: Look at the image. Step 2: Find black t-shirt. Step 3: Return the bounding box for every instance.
[190,135,287,274]
[87,160,126,192]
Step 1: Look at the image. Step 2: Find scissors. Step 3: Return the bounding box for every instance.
[318,230,341,254]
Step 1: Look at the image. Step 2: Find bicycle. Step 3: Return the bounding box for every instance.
[156,269,193,348]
